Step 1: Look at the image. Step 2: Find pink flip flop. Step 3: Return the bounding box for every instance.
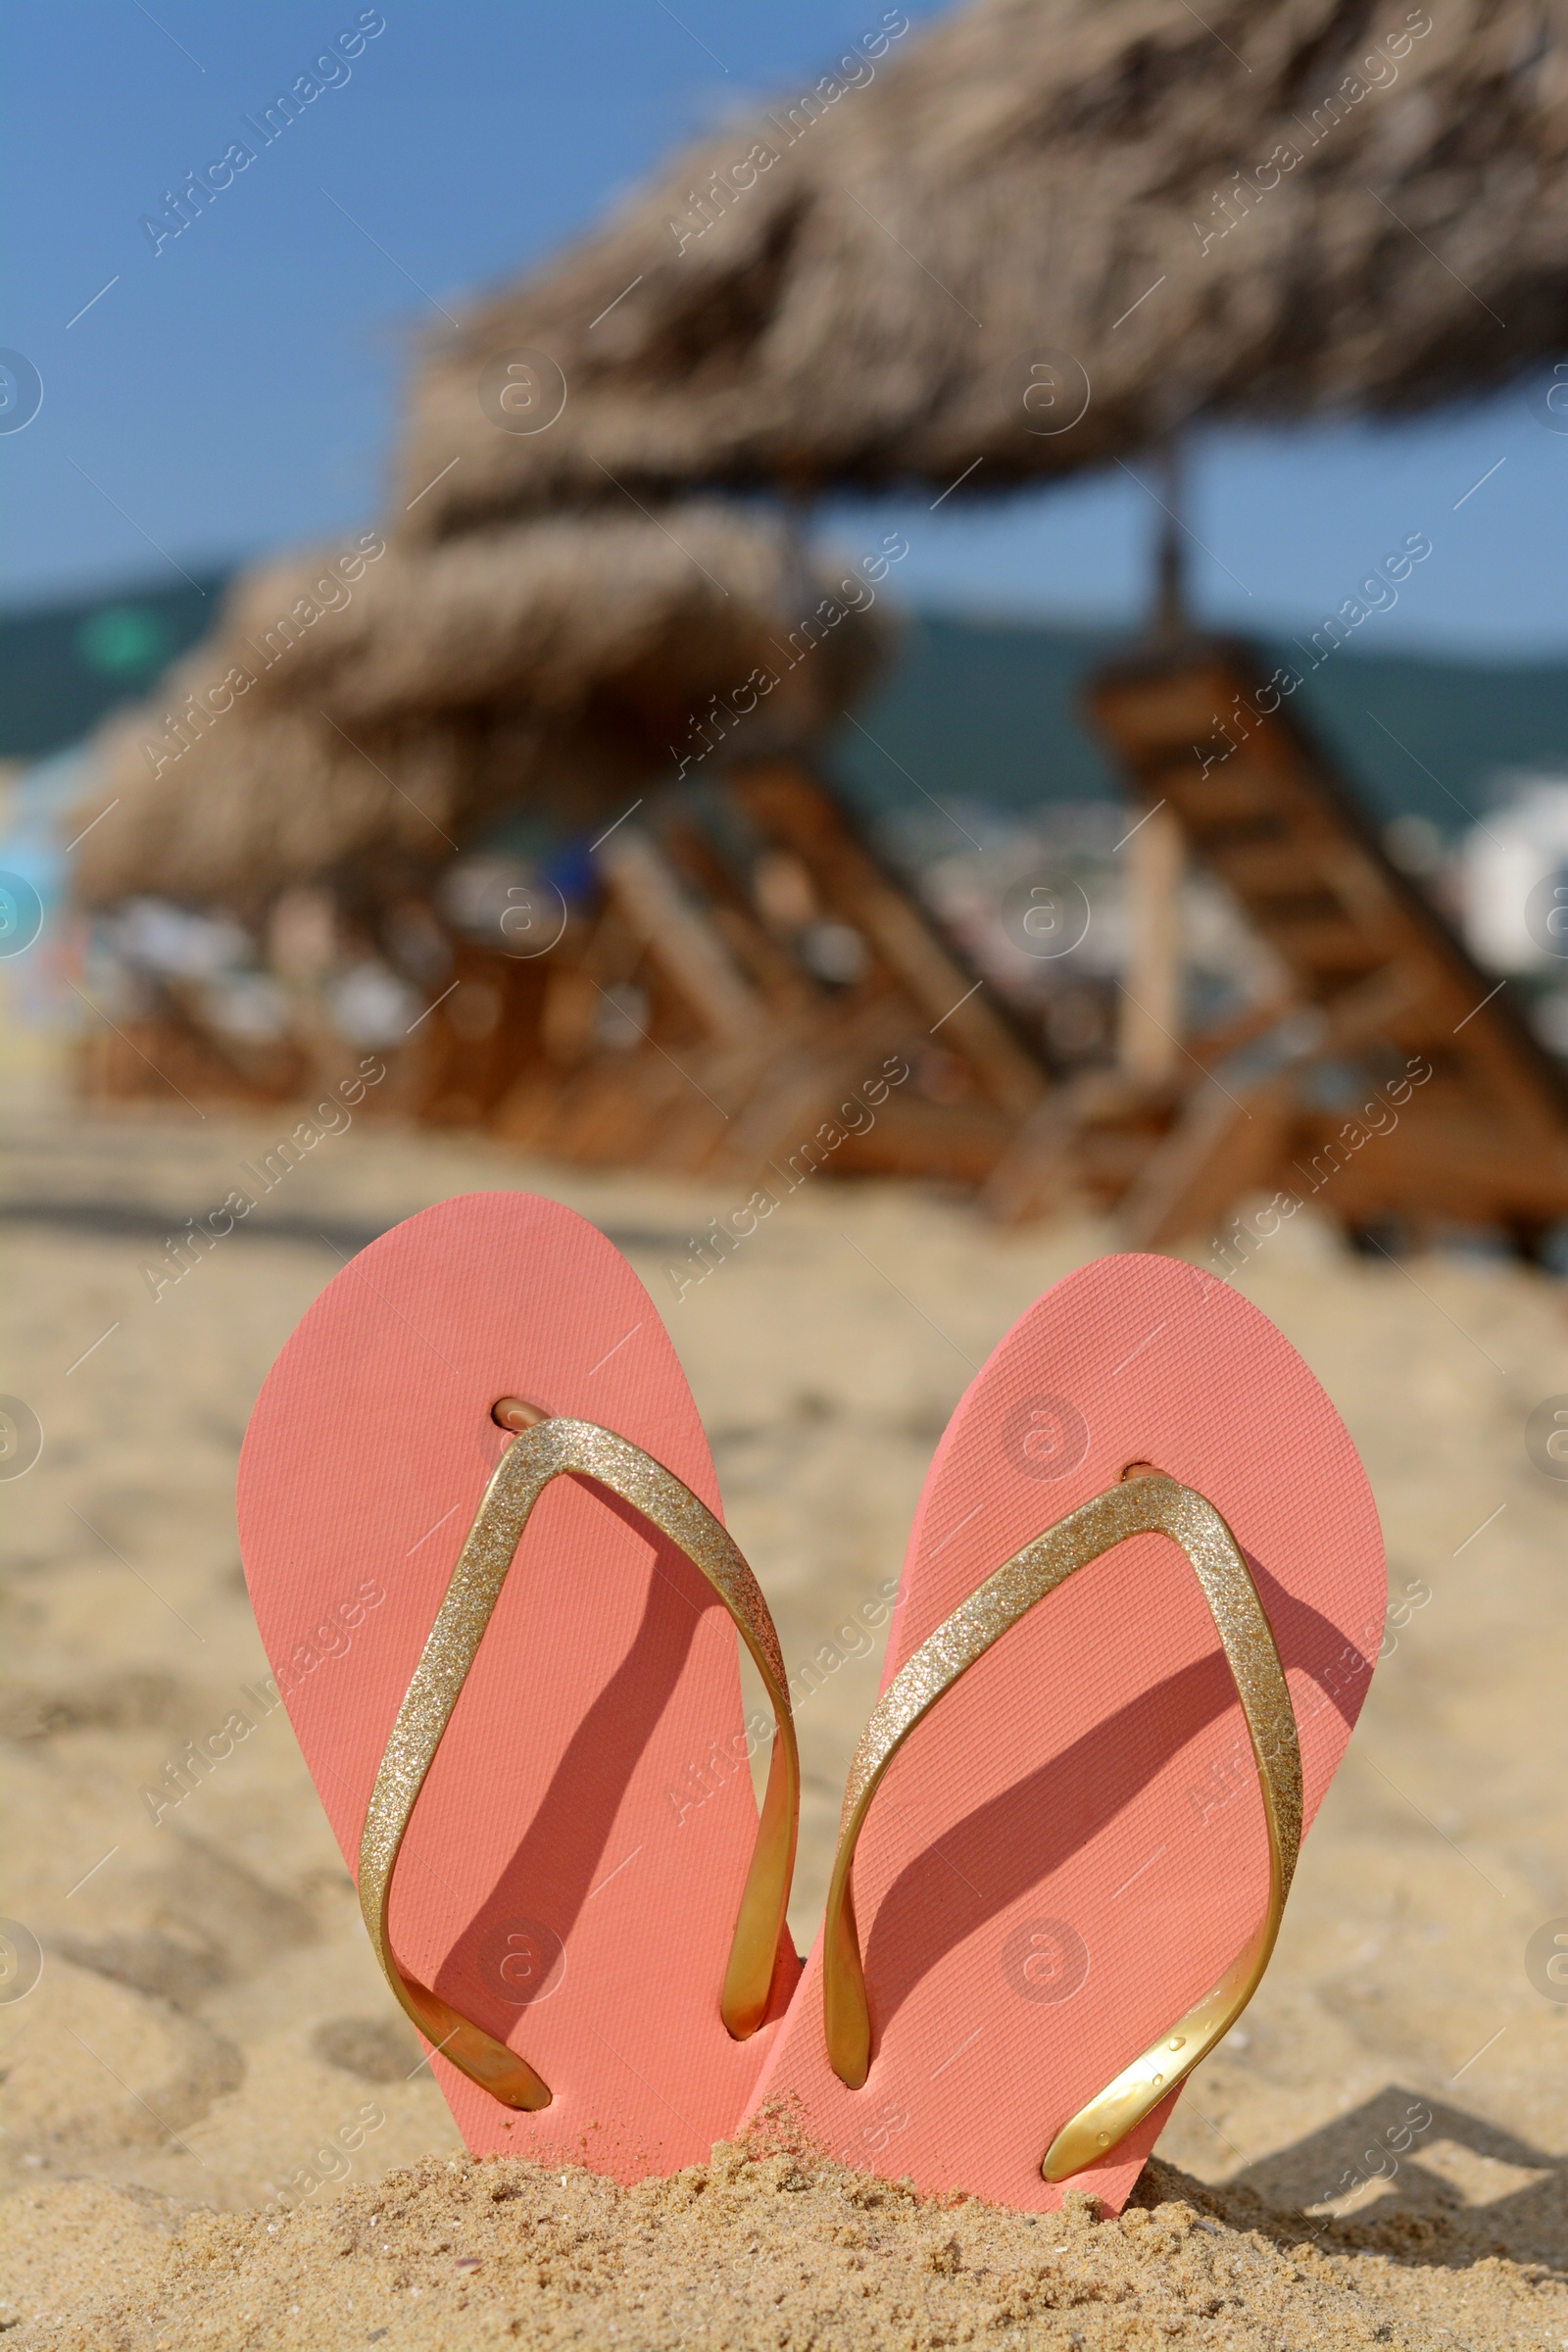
[237,1192,800,2181]
[742,1252,1383,2214]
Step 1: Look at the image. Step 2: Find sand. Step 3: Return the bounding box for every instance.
[10,2138,1568,2350]
[5,1079,1568,2348]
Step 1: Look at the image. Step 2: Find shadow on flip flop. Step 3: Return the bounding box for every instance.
[860,1558,1370,2044]
[429,1493,714,2033]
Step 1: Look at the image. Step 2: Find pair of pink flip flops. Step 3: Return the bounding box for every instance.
[238,1193,1383,2215]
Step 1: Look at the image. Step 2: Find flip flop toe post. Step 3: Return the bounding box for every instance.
[238,1191,800,2180]
[745,1252,1383,2213]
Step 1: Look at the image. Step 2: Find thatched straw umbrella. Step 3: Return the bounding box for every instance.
[74,505,888,915]
[395,0,1568,534]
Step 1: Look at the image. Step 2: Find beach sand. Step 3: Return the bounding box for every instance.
[4,1085,1568,2348]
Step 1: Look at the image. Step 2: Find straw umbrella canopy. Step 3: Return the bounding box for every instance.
[395,0,1568,536]
[74,504,889,915]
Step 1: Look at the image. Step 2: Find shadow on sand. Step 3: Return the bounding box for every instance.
[1142,2083,1568,2278]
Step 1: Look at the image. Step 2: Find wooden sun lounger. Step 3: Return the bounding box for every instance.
[1079,636,1568,1251]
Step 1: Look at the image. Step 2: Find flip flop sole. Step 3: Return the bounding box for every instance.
[743,1253,1384,2212]
[238,1191,793,2180]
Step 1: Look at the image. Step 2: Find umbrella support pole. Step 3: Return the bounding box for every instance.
[1117,801,1184,1083]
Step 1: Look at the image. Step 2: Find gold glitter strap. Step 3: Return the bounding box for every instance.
[820,1470,1302,2180]
[358,1418,801,2111]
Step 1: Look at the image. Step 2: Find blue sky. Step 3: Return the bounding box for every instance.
[4,0,1565,655]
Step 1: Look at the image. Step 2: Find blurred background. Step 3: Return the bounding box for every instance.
[4,0,1568,1262]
